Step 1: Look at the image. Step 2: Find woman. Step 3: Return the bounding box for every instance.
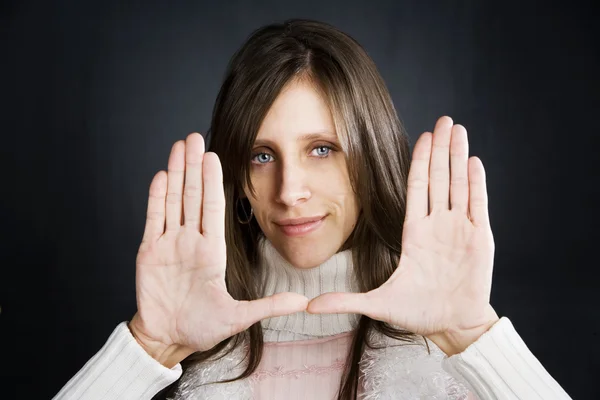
[53,19,571,399]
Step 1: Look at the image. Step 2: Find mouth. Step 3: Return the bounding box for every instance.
[275,215,327,237]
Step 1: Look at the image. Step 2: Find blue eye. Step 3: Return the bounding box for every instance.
[312,146,332,157]
[251,146,333,165]
[252,153,273,164]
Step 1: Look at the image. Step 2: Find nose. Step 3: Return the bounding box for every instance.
[276,161,311,207]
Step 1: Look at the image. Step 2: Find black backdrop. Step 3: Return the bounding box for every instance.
[1,0,598,398]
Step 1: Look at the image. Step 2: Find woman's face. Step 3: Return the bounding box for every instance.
[243,79,360,269]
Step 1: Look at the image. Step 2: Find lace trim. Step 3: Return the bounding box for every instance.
[249,358,346,382]
[263,330,353,346]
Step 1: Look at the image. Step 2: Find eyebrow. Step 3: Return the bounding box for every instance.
[253,131,339,147]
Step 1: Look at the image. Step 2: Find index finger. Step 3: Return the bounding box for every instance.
[183,133,205,231]
[201,152,226,239]
[405,132,433,220]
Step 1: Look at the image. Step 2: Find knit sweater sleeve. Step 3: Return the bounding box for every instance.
[441,317,571,399]
[52,322,182,400]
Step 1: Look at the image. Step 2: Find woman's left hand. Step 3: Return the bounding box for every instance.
[307,116,500,356]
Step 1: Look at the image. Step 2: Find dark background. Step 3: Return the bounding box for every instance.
[1,0,598,398]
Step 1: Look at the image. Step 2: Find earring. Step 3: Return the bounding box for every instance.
[236,197,254,224]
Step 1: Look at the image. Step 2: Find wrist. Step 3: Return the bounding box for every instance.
[427,305,500,357]
[128,317,195,369]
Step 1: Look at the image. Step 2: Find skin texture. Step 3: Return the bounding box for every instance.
[243,79,360,269]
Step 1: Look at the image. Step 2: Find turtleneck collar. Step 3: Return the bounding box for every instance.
[257,238,361,342]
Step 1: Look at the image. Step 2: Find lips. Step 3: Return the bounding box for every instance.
[275,215,326,237]
[275,215,326,226]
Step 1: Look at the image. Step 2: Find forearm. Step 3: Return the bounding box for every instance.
[53,322,183,400]
[440,317,572,399]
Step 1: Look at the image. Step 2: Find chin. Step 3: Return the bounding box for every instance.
[275,236,340,269]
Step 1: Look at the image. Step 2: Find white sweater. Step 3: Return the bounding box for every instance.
[53,240,572,399]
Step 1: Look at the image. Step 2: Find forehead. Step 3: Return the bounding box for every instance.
[256,80,336,142]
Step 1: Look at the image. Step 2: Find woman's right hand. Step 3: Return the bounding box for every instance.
[128,133,309,367]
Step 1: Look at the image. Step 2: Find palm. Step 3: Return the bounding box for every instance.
[136,228,233,352]
[368,209,494,336]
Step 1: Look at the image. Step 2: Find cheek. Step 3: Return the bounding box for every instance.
[247,170,268,198]
[246,171,275,213]
[318,161,358,216]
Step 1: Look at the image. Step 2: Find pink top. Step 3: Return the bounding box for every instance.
[250,332,353,399]
[52,318,573,399]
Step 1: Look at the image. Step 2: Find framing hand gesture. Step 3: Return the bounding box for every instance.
[308,116,500,356]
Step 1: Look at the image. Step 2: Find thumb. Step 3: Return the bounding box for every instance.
[235,292,309,328]
[307,292,381,319]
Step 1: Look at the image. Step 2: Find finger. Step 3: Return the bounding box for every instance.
[165,141,185,231]
[449,124,470,215]
[235,293,309,328]
[141,171,167,247]
[201,152,226,238]
[429,116,453,213]
[405,132,433,220]
[183,133,205,231]
[468,157,491,228]
[307,292,385,320]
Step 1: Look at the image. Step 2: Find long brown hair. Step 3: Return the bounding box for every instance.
[176,19,430,399]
